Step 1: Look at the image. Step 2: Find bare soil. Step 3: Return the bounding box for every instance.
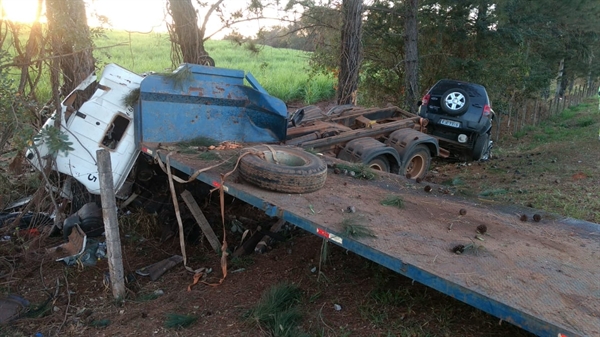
[2,101,599,337]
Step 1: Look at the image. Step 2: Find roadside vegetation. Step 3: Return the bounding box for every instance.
[1,0,599,334]
[8,30,336,105]
[430,101,600,224]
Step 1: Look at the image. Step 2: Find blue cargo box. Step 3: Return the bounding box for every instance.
[135,64,288,144]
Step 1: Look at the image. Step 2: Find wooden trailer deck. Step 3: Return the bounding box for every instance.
[142,144,599,337]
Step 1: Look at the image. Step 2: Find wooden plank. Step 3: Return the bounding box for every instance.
[97,149,125,299]
[180,190,221,252]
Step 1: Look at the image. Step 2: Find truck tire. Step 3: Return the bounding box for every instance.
[367,156,390,172]
[400,145,431,180]
[239,145,327,194]
[441,88,470,115]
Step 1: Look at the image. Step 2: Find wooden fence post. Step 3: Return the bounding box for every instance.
[97,149,125,299]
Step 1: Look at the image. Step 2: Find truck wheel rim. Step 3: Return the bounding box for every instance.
[406,155,425,178]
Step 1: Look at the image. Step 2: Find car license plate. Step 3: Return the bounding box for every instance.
[440,119,460,128]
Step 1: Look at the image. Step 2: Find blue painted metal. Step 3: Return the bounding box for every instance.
[151,148,582,337]
[136,63,288,144]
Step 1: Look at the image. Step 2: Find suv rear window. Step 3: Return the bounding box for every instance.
[430,81,485,98]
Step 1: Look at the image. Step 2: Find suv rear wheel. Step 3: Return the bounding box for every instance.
[472,133,492,161]
[441,88,470,115]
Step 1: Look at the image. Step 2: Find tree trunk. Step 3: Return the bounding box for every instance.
[403,0,419,113]
[46,0,95,97]
[167,0,213,66]
[17,0,43,98]
[555,58,564,99]
[337,0,363,105]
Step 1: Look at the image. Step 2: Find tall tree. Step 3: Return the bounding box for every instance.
[337,0,363,105]
[46,0,95,96]
[403,0,419,112]
[167,0,214,66]
[167,0,286,67]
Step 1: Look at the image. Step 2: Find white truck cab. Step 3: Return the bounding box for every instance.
[26,64,143,196]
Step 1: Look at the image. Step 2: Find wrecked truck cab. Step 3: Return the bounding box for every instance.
[26,63,290,197]
[26,64,144,196]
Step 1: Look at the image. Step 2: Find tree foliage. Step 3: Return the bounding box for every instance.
[256,0,598,109]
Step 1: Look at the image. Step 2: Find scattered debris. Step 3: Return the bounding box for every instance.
[208,141,242,151]
[424,185,432,193]
[345,206,356,213]
[1,196,32,212]
[438,187,450,194]
[0,211,53,229]
[334,304,342,311]
[459,209,467,216]
[136,255,184,281]
[533,214,542,222]
[452,244,465,254]
[62,202,104,240]
[46,225,87,264]
[0,294,29,324]
[255,219,287,253]
[476,224,487,235]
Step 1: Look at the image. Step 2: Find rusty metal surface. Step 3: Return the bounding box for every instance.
[150,146,600,336]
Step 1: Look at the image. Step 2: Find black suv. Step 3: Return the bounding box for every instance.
[418,79,494,161]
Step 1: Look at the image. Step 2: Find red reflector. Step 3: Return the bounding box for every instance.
[316,228,329,239]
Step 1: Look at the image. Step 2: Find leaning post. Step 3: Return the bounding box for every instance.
[97,149,125,299]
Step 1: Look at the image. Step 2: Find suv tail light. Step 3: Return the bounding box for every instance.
[483,104,491,117]
[421,93,430,106]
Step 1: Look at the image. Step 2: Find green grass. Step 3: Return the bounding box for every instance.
[380,195,404,209]
[164,313,198,329]
[244,283,305,337]
[335,163,378,180]
[4,28,335,104]
[93,30,334,103]
[197,151,221,161]
[341,215,376,238]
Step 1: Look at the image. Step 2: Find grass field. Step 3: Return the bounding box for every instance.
[4,29,335,104]
[95,30,335,104]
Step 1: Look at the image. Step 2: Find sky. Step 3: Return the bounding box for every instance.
[0,0,285,38]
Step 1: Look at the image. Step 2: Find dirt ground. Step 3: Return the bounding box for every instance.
[2,101,599,336]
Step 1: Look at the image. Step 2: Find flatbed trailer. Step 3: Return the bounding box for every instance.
[141,143,599,337]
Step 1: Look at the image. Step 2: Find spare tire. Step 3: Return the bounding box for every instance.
[441,88,470,115]
[239,145,327,193]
